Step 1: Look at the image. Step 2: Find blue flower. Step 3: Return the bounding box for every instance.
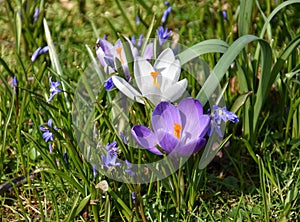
[31,46,49,62]
[212,105,239,124]
[104,77,114,91]
[34,8,40,22]
[47,76,62,103]
[40,118,54,142]
[64,152,68,163]
[40,118,58,154]
[208,105,239,137]
[136,15,141,25]
[161,6,172,24]
[120,132,128,144]
[101,142,120,168]
[12,76,18,88]
[93,165,97,178]
[125,160,135,176]
[156,26,172,46]
[132,192,136,204]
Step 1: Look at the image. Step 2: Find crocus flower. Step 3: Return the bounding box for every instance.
[156,26,172,46]
[31,46,49,62]
[208,105,239,137]
[47,76,62,103]
[96,38,131,81]
[112,48,187,105]
[104,77,114,91]
[131,98,210,156]
[34,8,40,22]
[161,6,172,24]
[101,142,120,168]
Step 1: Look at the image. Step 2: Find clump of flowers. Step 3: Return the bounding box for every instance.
[40,118,58,154]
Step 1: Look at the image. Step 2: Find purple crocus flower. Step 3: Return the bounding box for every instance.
[31,46,49,62]
[47,76,62,103]
[104,77,114,91]
[156,26,172,46]
[131,98,210,156]
[34,8,40,22]
[161,6,172,24]
[96,38,131,81]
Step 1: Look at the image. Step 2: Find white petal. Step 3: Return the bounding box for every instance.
[111,76,144,103]
[162,79,188,102]
[134,57,158,95]
[154,48,175,72]
[161,59,181,90]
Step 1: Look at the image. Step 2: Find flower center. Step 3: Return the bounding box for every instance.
[150,71,161,88]
[173,123,182,139]
[116,47,124,64]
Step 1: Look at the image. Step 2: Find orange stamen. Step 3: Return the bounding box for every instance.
[173,123,182,139]
[116,47,124,63]
[150,71,160,88]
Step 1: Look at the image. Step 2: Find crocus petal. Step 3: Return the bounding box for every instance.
[111,76,144,103]
[162,79,187,102]
[161,59,181,89]
[154,48,175,72]
[134,57,161,98]
[178,98,210,139]
[131,125,162,155]
[175,137,206,156]
[143,43,154,61]
[156,130,179,154]
[152,101,181,135]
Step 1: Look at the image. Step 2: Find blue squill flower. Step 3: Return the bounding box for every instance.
[34,8,40,22]
[136,15,141,25]
[156,26,172,46]
[208,105,239,137]
[40,118,55,142]
[31,46,49,62]
[161,6,172,24]
[47,76,62,103]
[104,77,114,91]
[40,118,58,154]
[12,76,18,88]
[131,98,210,156]
[125,160,135,176]
[101,142,120,168]
[93,164,97,178]
[132,192,136,204]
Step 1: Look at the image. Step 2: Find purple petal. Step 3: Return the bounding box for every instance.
[131,125,162,155]
[156,130,179,154]
[178,98,210,139]
[143,43,153,61]
[152,101,181,135]
[175,137,206,156]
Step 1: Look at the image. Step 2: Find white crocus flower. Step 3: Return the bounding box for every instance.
[111,48,187,105]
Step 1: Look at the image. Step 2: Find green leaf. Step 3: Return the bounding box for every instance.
[231,91,253,113]
[238,0,254,36]
[176,39,229,65]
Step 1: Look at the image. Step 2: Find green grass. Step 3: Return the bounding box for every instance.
[0,0,299,221]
